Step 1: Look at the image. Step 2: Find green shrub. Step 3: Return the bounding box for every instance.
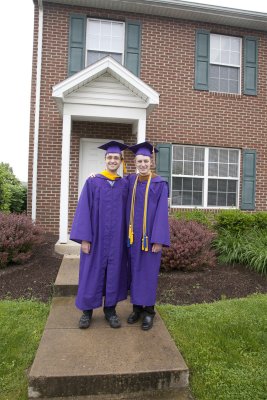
[161,218,217,271]
[0,212,43,268]
[0,163,27,213]
[175,209,215,229]
[214,210,267,235]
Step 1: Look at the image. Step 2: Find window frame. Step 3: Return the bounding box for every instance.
[209,33,242,95]
[171,145,241,209]
[85,18,125,67]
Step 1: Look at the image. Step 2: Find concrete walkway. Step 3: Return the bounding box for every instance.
[28,256,191,399]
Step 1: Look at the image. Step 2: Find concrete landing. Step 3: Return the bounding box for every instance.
[28,297,190,399]
[55,239,80,256]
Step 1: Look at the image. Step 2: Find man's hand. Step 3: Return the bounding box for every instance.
[88,173,96,178]
[81,241,91,254]
[152,243,162,253]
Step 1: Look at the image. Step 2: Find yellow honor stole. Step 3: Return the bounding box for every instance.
[128,172,152,252]
[100,170,120,181]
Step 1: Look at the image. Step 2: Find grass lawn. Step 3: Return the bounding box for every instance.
[0,300,50,400]
[157,294,267,400]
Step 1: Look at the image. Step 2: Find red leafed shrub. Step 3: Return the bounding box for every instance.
[161,218,217,271]
[0,212,43,268]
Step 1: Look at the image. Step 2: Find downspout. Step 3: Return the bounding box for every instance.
[32,0,43,221]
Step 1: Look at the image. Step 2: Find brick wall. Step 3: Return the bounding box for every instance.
[28,1,267,234]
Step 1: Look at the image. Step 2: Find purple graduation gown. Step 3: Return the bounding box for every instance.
[126,174,170,306]
[70,175,128,311]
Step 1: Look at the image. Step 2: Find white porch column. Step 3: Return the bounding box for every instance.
[136,116,146,143]
[59,114,71,243]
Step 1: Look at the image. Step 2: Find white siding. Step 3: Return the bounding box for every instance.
[65,73,147,108]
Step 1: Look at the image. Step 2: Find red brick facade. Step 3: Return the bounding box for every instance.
[28,1,267,234]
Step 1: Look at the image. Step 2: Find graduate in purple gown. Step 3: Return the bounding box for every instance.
[126,141,170,330]
[70,141,129,329]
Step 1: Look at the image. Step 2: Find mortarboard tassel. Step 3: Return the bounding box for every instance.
[122,158,127,175]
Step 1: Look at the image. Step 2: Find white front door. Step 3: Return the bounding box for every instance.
[79,138,123,194]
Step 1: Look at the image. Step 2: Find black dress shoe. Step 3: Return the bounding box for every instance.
[105,313,121,328]
[141,315,154,331]
[127,311,141,324]
[79,312,92,329]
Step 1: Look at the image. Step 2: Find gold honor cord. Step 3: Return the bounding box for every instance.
[142,172,152,251]
[128,172,152,252]
[128,174,139,247]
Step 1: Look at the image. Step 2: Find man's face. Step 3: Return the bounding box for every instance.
[105,153,121,173]
[135,155,152,175]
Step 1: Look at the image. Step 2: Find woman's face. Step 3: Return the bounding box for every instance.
[135,155,152,175]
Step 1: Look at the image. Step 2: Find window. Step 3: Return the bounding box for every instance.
[209,34,241,94]
[171,145,240,208]
[86,19,125,66]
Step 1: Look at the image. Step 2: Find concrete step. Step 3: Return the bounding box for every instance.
[28,297,190,399]
[53,256,79,296]
[55,239,80,256]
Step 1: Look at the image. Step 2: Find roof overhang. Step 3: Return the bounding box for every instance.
[52,56,159,115]
[45,0,267,32]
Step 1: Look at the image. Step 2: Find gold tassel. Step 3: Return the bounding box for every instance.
[122,158,127,175]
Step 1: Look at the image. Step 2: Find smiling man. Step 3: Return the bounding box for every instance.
[126,141,170,331]
[70,141,129,329]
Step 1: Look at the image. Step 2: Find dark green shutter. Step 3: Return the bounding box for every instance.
[244,36,258,96]
[241,150,256,210]
[156,144,172,186]
[125,20,141,76]
[68,14,86,76]
[195,30,210,90]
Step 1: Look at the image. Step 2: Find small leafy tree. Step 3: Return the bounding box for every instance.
[0,163,27,213]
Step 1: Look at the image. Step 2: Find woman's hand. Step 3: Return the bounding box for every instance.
[81,241,91,254]
[152,243,162,253]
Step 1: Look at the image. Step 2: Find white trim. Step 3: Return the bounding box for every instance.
[52,56,159,107]
[59,114,72,243]
[32,0,43,221]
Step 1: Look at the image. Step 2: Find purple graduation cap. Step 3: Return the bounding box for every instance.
[98,140,128,154]
[128,141,159,157]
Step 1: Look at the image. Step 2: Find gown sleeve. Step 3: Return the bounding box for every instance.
[69,178,93,244]
[150,181,170,247]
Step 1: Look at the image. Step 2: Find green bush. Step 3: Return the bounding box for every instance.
[174,209,215,229]
[214,210,267,234]
[0,163,27,213]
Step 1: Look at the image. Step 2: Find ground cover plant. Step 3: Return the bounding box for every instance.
[157,294,267,400]
[0,300,50,400]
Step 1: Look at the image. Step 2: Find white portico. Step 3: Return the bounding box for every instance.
[52,56,159,243]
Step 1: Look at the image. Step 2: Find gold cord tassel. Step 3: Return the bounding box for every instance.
[128,175,139,247]
[122,158,127,175]
[142,172,152,252]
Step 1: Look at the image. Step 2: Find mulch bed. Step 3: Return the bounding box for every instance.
[0,233,267,304]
